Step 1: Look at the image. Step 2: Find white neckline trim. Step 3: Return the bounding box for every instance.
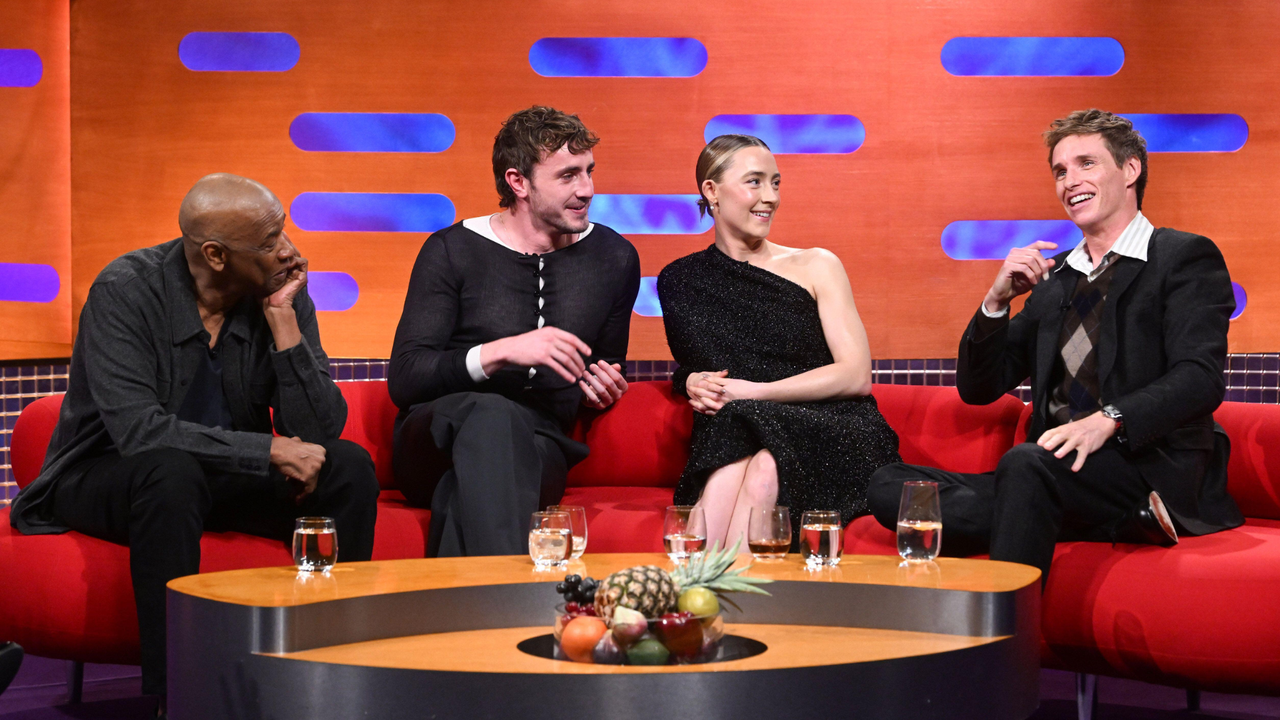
[462,214,593,251]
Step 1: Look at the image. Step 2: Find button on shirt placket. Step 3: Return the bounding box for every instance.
[526,256,544,390]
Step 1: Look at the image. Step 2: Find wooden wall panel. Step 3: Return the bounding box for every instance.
[0,0,71,359]
[64,0,1280,360]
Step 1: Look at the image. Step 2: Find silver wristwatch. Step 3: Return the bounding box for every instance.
[1102,404,1126,443]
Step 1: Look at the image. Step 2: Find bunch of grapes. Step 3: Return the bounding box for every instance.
[556,574,599,613]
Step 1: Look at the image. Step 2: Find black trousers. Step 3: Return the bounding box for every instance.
[51,440,380,696]
[867,442,1152,582]
[393,392,586,558]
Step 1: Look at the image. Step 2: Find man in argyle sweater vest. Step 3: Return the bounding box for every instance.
[868,110,1243,583]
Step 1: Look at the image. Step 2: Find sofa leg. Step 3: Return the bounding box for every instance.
[1075,673,1098,720]
[66,661,83,704]
[1187,688,1202,711]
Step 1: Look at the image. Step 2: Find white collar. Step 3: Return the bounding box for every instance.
[461,214,593,251]
[1059,211,1153,276]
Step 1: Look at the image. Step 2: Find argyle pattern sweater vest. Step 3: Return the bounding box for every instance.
[1049,253,1122,426]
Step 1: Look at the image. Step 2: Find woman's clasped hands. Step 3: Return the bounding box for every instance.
[686,370,764,415]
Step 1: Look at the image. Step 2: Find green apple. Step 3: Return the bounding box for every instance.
[677,587,720,617]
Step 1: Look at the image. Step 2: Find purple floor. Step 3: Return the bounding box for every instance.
[2,655,1278,719]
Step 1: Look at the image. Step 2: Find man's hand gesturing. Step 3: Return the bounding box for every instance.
[271,435,326,503]
[481,327,592,383]
[983,241,1058,315]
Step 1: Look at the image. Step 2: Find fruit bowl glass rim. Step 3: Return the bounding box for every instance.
[554,603,719,625]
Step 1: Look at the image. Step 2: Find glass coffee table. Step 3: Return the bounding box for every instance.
[167,554,1040,719]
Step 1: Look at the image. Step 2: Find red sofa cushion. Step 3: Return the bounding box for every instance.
[0,498,429,664]
[560,485,670,553]
[1041,518,1280,695]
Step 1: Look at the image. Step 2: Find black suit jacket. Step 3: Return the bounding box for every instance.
[956,228,1244,535]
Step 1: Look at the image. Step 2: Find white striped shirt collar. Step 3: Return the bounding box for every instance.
[1059,211,1153,278]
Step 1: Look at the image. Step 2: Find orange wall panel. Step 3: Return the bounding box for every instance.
[63,0,1280,360]
[0,0,71,359]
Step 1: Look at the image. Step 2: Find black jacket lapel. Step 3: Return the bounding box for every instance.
[1097,257,1145,389]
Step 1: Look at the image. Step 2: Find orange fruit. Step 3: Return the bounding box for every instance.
[560,616,608,663]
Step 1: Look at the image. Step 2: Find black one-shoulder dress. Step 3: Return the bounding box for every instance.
[657,245,901,533]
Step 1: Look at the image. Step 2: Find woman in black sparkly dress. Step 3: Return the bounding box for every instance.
[658,135,901,547]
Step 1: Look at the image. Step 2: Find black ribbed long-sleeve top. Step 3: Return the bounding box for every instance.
[389,220,641,429]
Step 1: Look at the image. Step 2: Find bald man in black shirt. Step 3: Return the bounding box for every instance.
[390,107,640,557]
[11,174,379,708]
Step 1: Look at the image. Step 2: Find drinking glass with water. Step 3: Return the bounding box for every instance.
[897,481,942,562]
[293,517,338,573]
[800,510,843,568]
[548,504,588,559]
[663,506,708,564]
[528,511,573,568]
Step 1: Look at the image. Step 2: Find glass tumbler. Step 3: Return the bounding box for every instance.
[897,481,942,562]
[528,511,573,569]
[747,506,791,560]
[663,506,708,563]
[800,510,843,568]
[548,504,588,559]
[293,517,338,573]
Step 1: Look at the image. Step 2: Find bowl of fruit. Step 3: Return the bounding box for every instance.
[550,540,772,665]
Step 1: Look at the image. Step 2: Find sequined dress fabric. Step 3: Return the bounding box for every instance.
[657,245,901,530]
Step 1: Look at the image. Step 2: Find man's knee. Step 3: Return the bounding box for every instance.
[867,464,908,528]
[322,439,381,502]
[994,443,1056,497]
[130,448,209,506]
[997,442,1054,475]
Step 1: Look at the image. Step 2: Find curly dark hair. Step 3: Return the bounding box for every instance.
[1044,109,1149,209]
[492,106,600,209]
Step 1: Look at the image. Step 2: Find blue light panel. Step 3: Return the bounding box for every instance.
[1123,114,1249,153]
[704,115,865,154]
[290,113,455,153]
[0,263,59,303]
[179,32,300,72]
[941,37,1123,77]
[529,37,707,77]
[0,49,42,87]
[941,220,1081,261]
[633,277,662,317]
[291,193,455,233]
[308,272,359,311]
[590,194,713,235]
[1232,282,1247,320]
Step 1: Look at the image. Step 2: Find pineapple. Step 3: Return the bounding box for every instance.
[594,539,772,620]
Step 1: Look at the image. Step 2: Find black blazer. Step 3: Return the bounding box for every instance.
[956,228,1244,535]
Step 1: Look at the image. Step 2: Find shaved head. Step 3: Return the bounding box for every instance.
[178,173,299,300]
[179,173,280,246]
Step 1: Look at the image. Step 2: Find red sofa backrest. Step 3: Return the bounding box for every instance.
[872,384,1026,474]
[1214,401,1280,520]
[12,385,1280,520]
[10,393,63,488]
[567,381,692,487]
[336,380,400,489]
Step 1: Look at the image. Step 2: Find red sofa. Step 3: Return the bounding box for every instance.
[2,380,1278,697]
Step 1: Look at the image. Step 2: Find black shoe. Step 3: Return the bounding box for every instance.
[0,641,24,696]
[1113,491,1179,547]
